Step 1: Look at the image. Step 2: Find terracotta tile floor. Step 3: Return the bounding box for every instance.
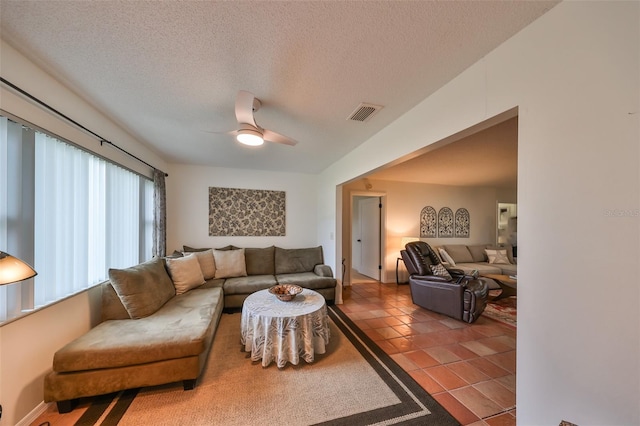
[341,272,516,425]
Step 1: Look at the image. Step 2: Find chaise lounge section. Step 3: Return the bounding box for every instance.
[44,246,337,413]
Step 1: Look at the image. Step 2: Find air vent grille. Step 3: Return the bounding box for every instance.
[348,103,383,122]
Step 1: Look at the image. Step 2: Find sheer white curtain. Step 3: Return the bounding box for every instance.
[0,117,154,320]
[106,165,140,269]
[33,132,148,308]
[0,117,9,320]
[34,133,95,305]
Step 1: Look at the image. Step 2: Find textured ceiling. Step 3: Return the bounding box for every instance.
[0,1,556,178]
[369,116,518,188]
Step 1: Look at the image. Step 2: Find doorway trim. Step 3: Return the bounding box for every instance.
[345,190,386,286]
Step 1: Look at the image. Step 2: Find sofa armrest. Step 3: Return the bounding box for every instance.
[447,268,466,277]
[313,264,334,277]
[411,274,452,283]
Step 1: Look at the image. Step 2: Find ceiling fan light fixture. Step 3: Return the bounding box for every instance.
[236,128,264,146]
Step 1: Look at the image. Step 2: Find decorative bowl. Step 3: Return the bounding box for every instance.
[268,284,303,301]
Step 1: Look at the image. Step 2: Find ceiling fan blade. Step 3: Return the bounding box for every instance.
[202,129,238,136]
[235,90,257,127]
[263,129,298,146]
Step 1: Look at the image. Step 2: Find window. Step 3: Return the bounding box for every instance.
[0,116,154,322]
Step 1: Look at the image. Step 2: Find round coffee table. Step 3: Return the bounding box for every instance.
[481,274,517,301]
[240,288,330,368]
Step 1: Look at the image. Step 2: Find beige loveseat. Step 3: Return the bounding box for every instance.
[44,246,336,413]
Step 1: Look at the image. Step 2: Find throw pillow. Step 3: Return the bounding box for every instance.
[438,248,456,266]
[109,257,175,319]
[429,263,453,280]
[184,248,216,279]
[166,254,206,294]
[213,248,247,279]
[485,249,510,264]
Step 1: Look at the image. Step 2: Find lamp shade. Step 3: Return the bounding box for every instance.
[236,128,264,146]
[0,251,37,285]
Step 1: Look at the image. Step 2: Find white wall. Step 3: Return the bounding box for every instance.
[166,163,320,252]
[0,40,169,425]
[318,2,639,424]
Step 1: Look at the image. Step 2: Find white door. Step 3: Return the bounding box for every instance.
[358,197,381,280]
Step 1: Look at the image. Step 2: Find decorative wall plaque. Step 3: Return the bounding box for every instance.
[209,187,285,236]
[455,208,470,238]
[420,206,437,238]
[437,207,454,238]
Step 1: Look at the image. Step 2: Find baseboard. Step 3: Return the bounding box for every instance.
[15,401,50,426]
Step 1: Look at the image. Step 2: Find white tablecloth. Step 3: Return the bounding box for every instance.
[240,288,330,368]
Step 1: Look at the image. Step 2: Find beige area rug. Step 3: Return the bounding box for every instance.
[74,307,458,425]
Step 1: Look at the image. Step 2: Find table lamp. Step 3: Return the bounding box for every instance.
[0,251,37,285]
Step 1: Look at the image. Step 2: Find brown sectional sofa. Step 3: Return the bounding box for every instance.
[43,245,336,413]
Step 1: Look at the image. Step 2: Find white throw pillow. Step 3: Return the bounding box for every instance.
[166,254,206,294]
[184,248,216,279]
[438,248,456,266]
[213,249,247,279]
[485,249,510,265]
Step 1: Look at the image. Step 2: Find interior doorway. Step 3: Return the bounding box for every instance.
[351,194,383,282]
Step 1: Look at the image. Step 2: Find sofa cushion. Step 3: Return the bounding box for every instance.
[276,272,337,290]
[486,244,516,264]
[455,263,503,275]
[183,245,237,252]
[245,246,275,276]
[275,246,324,274]
[498,263,518,275]
[182,245,210,253]
[438,248,457,266]
[223,275,277,295]
[443,245,474,263]
[485,248,510,264]
[468,245,488,262]
[53,287,224,373]
[183,249,216,279]
[101,281,131,321]
[166,254,206,294]
[108,258,175,319]
[213,249,247,278]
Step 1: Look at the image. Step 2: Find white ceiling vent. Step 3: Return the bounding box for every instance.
[347,103,383,122]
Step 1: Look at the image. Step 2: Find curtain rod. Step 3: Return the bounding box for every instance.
[0,77,168,177]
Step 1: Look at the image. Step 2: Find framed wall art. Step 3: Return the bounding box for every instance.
[420,206,437,238]
[209,187,286,236]
[455,208,470,238]
[438,207,454,238]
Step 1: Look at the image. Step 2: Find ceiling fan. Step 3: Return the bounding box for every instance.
[225,90,298,147]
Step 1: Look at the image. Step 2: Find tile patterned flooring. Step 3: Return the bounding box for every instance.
[341,273,516,425]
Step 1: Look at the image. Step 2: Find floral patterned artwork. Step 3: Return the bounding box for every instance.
[420,206,437,238]
[438,207,454,238]
[209,187,286,236]
[455,208,470,238]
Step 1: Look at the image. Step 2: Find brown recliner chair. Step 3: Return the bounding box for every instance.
[400,241,487,323]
